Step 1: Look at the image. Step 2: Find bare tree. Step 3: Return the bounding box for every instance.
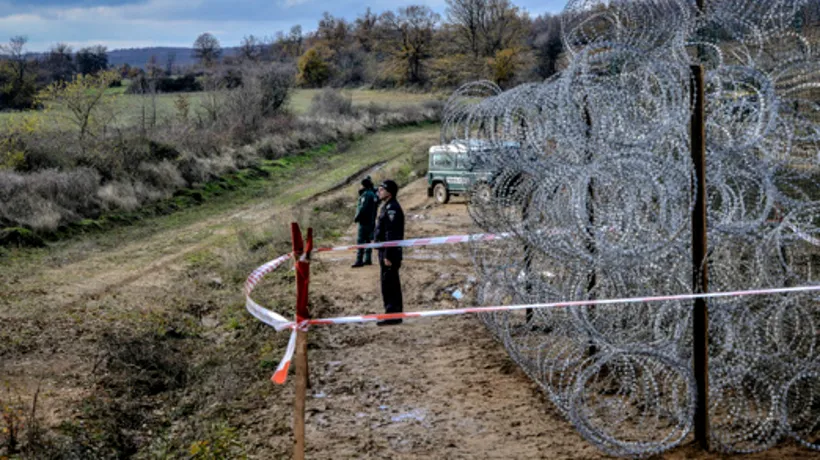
[481,0,528,57]
[193,32,222,66]
[530,13,563,78]
[380,5,440,84]
[446,0,486,58]
[146,54,163,78]
[165,52,176,76]
[76,45,108,74]
[240,35,263,62]
[317,12,349,51]
[289,25,303,57]
[2,36,28,84]
[44,43,75,83]
[354,8,379,52]
[446,0,527,58]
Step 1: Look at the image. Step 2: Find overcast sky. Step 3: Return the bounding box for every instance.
[0,0,568,52]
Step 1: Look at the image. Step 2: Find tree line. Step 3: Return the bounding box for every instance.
[2,0,820,111]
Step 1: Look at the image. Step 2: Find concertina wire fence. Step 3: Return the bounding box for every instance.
[442,0,820,456]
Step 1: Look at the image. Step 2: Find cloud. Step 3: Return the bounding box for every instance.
[1,0,568,52]
[280,0,310,9]
[2,0,142,5]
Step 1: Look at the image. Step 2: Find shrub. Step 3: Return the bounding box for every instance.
[308,88,354,117]
[219,64,295,144]
[0,113,42,171]
[0,168,101,231]
[39,70,120,144]
[0,227,46,247]
[21,144,75,171]
[27,167,101,217]
[1,193,63,231]
[258,64,294,117]
[297,46,332,87]
[136,161,186,193]
[97,181,139,211]
[127,74,202,94]
[148,140,181,162]
[428,54,485,89]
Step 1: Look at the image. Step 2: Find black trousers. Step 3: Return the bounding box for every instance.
[355,224,374,264]
[380,261,403,314]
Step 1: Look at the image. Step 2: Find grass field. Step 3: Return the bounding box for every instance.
[0,88,443,129]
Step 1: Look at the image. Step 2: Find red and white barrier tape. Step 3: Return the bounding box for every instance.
[315,231,512,253]
[245,230,820,384]
[244,232,515,331]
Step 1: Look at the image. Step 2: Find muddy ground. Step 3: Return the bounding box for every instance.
[271,179,813,459]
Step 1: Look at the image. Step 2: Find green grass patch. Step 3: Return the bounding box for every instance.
[288,88,444,114]
[0,89,441,128]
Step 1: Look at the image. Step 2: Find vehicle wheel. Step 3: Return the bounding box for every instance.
[469,183,492,205]
[434,183,450,204]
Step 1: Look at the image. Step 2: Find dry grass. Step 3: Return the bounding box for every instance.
[0,89,442,128]
[0,87,440,234]
[0,123,440,458]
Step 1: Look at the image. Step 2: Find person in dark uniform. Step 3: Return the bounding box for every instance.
[352,176,379,268]
[374,179,405,326]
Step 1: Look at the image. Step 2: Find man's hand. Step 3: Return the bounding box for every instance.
[384,258,392,267]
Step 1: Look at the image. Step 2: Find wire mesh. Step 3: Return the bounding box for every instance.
[446,0,820,456]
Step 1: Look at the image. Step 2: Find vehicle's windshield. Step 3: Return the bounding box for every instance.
[431,153,454,168]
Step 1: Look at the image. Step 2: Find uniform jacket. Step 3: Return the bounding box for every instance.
[354,188,378,227]
[374,197,405,263]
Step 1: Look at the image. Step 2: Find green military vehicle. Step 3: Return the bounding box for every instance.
[426,141,493,204]
[426,140,520,204]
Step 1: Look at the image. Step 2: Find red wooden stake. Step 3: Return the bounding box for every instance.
[291,223,313,460]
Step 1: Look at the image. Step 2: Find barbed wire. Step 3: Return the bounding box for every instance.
[446,0,820,456]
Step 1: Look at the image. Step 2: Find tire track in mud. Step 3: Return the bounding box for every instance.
[6,158,396,316]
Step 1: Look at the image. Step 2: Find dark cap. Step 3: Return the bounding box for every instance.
[379,179,398,197]
[361,175,373,188]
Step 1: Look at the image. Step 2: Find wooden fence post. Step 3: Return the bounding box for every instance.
[291,223,313,460]
[690,61,710,451]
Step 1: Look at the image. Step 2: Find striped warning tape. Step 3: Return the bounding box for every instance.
[244,230,820,384]
[245,232,517,383]
[314,231,513,252]
[245,226,820,384]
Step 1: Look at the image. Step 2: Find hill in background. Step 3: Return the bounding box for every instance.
[107,46,239,69]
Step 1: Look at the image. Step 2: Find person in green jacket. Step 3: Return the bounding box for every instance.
[352,176,379,268]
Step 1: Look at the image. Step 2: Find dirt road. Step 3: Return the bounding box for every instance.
[285,179,605,459]
[1,136,811,457]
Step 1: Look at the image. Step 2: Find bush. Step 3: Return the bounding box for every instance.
[127,74,203,94]
[330,49,372,87]
[297,46,332,87]
[428,54,486,89]
[136,161,186,193]
[220,64,295,143]
[21,145,74,171]
[97,181,139,211]
[308,88,354,117]
[0,227,46,247]
[27,167,101,217]
[0,168,102,231]
[257,64,294,117]
[1,193,64,231]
